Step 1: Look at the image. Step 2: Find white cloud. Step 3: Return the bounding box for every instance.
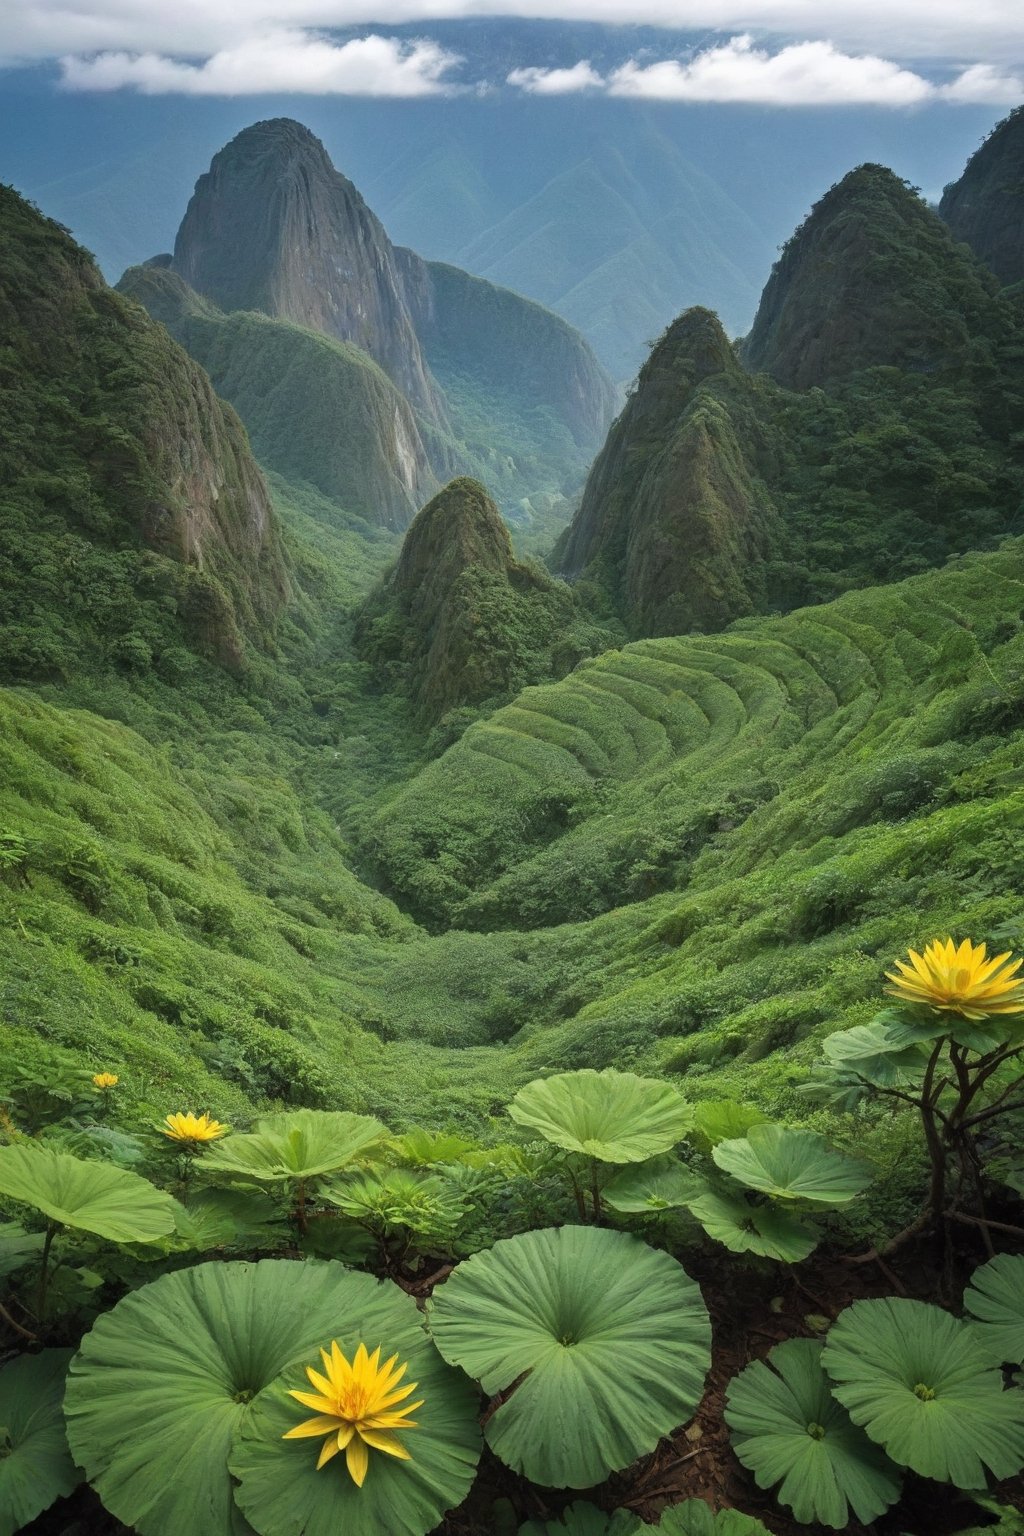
[939,62,1024,104]
[506,37,1024,109]
[606,35,934,105]
[507,59,603,93]
[3,1,1024,68]
[59,30,462,95]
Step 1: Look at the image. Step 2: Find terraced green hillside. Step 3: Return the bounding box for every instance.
[358,539,1024,1105]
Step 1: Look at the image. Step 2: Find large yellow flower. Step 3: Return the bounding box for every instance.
[92,1072,119,1089]
[161,1111,228,1144]
[885,937,1024,1020]
[283,1341,422,1487]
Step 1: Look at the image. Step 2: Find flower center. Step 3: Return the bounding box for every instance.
[913,1383,935,1401]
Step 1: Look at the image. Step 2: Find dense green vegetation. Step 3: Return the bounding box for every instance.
[562,167,1024,637]
[3,152,1024,1536]
[357,478,620,723]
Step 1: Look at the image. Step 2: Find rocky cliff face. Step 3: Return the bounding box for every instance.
[165,119,616,516]
[172,118,447,428]
[358,478,580,722]
[560,309,779,636]
[0,185,287,675]
[118,265,438,530]
[742,164,1002,389]
[940,109,1024,287]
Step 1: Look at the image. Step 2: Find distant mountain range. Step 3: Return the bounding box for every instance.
[1,19,1008,381]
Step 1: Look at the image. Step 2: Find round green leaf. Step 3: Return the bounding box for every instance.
[821,1024,929,1088]
[0,1142,177,1242]
[713,1126,872,1205]
[823,1297,1024,1486]
[202,1108,387,1183]
[603,1156,705,1213]
[229,1296,481,1536]
[0,1350,81,1536]
[657,1501,771,1535]
[508,1070,694,1164]
[429,1225,711,1488]
[964,1254,1024,1367]
[65,1259,444,1536]
[725,1338,901,1529]
[687,1189,818,1262]
[689,1101,770,1151]
[520,1503,642,1535]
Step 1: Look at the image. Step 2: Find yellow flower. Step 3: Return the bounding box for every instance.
[885,937,1024,1020]
[161,1111,228,1144]
[92,1072,119,1089]
[283,1340,422,1487]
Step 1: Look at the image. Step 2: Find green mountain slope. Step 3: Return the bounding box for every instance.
[356,478,613,723]
[743,164,1004,389]
[116,265,439,532]
[940,107,1024,288]
[362,538,1024,1094]
[559,167,1024,637]
[0,184,289,681]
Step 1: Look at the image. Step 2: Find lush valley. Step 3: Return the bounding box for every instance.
[2,100,1024,1536]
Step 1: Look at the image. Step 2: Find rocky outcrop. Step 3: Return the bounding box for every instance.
[118,265,438,530]
[171,118,447,427]
[940,109,1024,287]
[560,309,779,636]
[0,184,288,674]
[358,478,578,722]
[742,164,1002,389]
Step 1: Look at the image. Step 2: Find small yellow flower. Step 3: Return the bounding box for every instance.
[283,1340,422,1487]
[885,937,1024,1020]
[92,1073,119,1089]
[161,1111,228,1145]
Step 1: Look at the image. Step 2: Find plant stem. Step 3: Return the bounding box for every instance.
[36,1221,56,1325]
[590,1159,603,1223]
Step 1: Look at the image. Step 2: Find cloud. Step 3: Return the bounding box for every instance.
[939,62,1024,104]
[5,1,1024,68]
[606,35,934,105]
[59,30,462,95]
[507,60,603,93]
[507,37,1024,109]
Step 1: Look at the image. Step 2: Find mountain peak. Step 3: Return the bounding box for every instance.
[742,162,1000,389]
[939,109,1024,287]
[171,118,446,424]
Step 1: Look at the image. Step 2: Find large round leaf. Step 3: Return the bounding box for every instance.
[0,1142,177,1242]
[821,1024,930,1088]
[964,1254,1024,1367]
[429,1225,711,1488]
[202,1109,387,1183]
[724,1339,901,1529]
[713,1126,872,1205]
[520,1504,642,1535]
[689,1101,770,1151]
[687,1189,818,1263]
[657,1502,771,1535]
[603,1156,705,1213]
[823,1297,1024,1486]
[508,1070,694,1164]
[65,1259,445,1536]
[229,1293,480,1536]
[0,1350,81,1536]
